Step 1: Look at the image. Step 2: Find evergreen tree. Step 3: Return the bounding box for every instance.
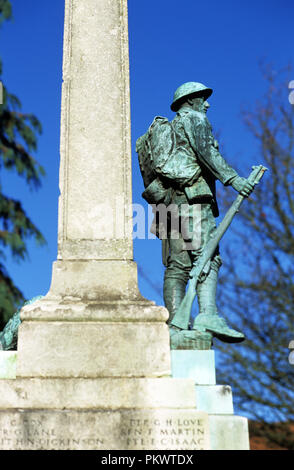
[0,0,45,328]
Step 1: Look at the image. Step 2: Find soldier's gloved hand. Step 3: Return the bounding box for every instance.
[231,176,254,197]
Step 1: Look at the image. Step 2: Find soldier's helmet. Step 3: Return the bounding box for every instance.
[171,82,213,112]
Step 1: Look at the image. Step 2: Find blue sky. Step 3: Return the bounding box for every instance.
[0,0,293,308]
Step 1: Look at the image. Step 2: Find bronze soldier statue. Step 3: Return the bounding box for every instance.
[136,82,254,348]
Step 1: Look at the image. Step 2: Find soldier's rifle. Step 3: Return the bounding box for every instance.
[170,165,267,331]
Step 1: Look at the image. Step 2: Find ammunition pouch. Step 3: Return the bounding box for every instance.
[142,177,173,205]
[184,176,213,203]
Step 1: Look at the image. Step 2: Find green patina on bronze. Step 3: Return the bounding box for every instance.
[136,81,265,350]
[0,296,43,350]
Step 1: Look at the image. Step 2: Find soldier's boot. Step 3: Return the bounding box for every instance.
[164,278,213,349]
[163,278,187,327]
[193,259,245,343]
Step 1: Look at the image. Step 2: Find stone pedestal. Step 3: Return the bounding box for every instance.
[171,350,250,450]
[17,297,171,379]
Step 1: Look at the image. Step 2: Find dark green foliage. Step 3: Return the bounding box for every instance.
[0,0,12,25]
[0,0,45,328]
[0,83,44,190]
[0,261,23,327]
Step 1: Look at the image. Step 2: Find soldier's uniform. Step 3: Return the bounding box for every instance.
[137,82,247,343]
[162,105,239,328]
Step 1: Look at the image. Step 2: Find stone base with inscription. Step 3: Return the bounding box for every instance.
[0,344,250,450]
[0,294,211,451]
[0,348,249,450]
[0,409,209,451]
[0,374,210,450]
[171,350,250,450]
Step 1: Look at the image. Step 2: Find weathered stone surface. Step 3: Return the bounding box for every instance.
[0,409,210,450]
[171,350,216,384]
[47,260,144,302]
[171,349,250,449]
[58,0,133,262]
[17,321,171,378]
[0,352,17,379]
[195,385,234,415]
[0,377,197,410]
[20,296,168,323]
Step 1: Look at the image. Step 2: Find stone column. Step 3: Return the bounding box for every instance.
[52,0,138,299]
[16,0,170,379]
[58,0,133,264]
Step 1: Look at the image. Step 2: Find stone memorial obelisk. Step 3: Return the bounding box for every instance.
[16,0,172,378]
[0,0,212,450]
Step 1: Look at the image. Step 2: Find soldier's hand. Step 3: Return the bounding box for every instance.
[231,176,254,197]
